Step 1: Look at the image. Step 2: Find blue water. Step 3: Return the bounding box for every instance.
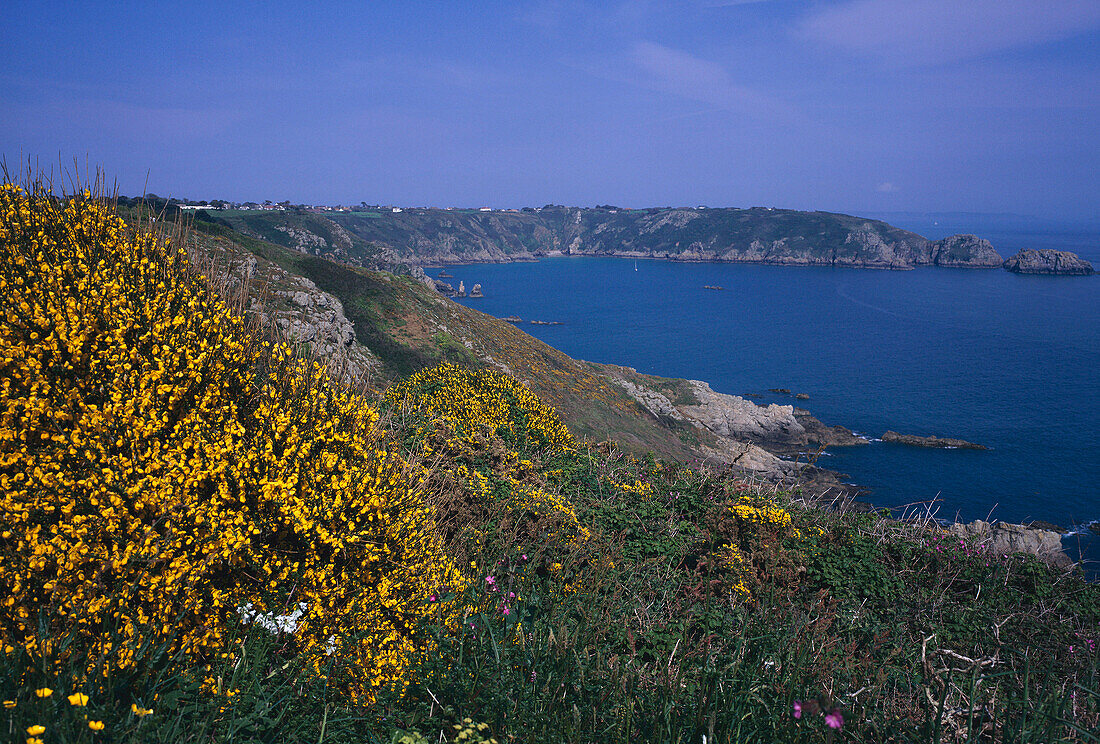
[449,224,1100,567]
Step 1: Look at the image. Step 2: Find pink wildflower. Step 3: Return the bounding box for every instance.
[792,701,802,719]
[825,710,844,730]
[503,606,510,616]
[486,576,495,585]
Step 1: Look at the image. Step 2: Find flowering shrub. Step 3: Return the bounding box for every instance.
[0,183,460,699]
[386,363,574,452]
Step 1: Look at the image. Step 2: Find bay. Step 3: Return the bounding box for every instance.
[450,226,1099,568]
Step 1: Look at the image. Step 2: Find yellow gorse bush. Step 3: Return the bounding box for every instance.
[387,363,594,582]
[0,183,461,700]
[387,363,574,452]
[729,497,794,532]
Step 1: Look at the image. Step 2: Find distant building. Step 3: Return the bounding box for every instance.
[479,207,491,212]
[392,207,403,213]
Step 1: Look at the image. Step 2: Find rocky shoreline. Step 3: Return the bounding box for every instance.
[425,243,1095,277]
[602,366,1082,567]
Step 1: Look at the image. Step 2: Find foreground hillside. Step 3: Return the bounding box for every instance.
[209,205,1004,270]
[2,183,1098,743]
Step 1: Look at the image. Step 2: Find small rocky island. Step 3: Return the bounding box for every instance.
[1002,249,1094,275]
[882,431,988,450]
[928,234,1003,268]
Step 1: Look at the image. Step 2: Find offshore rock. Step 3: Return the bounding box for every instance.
[928,234,1003,268]
[469,283,484,297]
[1003,249,1094,275]
[948,520,1072,568]
[883,431,987,450]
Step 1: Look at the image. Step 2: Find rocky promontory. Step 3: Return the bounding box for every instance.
[1002,249,1094,275]
[603,369,867,491]
[928,234,1003,268]
[882,431,987,450]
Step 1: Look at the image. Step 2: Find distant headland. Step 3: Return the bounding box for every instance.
[197,202,1095,276]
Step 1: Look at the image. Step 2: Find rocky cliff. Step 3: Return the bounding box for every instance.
[1003,249,1094,275]
[213,207,1003,272]
[927,234,1003,268]
[194,235,382,388]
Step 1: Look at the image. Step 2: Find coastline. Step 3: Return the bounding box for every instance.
[420,249,1095,275]
[442,254,1099,570]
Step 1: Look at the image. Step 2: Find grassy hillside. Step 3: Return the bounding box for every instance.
[3,183,1097,743]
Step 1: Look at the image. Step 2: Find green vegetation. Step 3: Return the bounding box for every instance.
[2,182,1097,742]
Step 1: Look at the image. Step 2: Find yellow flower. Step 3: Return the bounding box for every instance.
[88,720,105,731]
[34,688,52,698]
[2,700,14,709]
[67,692,89,706]
[26,726,46,736]
[131,703,153,716]
[27,738,43,744]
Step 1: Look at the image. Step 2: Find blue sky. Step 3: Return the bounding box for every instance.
[2,1,1098,219]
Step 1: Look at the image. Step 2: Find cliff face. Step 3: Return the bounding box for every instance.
[927,234,1003,268]
[1003,249,1094,275]
[212,207,1000,271]
[195,234,382,388]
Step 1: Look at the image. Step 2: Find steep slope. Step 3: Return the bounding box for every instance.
[184,218,862,492]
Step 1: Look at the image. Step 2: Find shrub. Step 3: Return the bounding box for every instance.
[0,181,461,701]
[386,363,574,453]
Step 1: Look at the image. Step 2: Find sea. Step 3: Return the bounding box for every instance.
[450,214,1100,570]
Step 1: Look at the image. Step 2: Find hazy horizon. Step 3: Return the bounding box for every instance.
[3,1,1098,221]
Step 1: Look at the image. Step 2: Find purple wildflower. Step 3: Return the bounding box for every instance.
[825,710,844,730]
[792,701,802,719]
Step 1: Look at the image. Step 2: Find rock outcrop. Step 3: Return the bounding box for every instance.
[796,413,869,447]
[1002,249,1094,275]
[195,242,381,388]
[605,372,867,487]
[948,520,1072,568]
[469,283,484,297]
[882,431,987,450]
[927,234,1003,268]
[678,380,809,445]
